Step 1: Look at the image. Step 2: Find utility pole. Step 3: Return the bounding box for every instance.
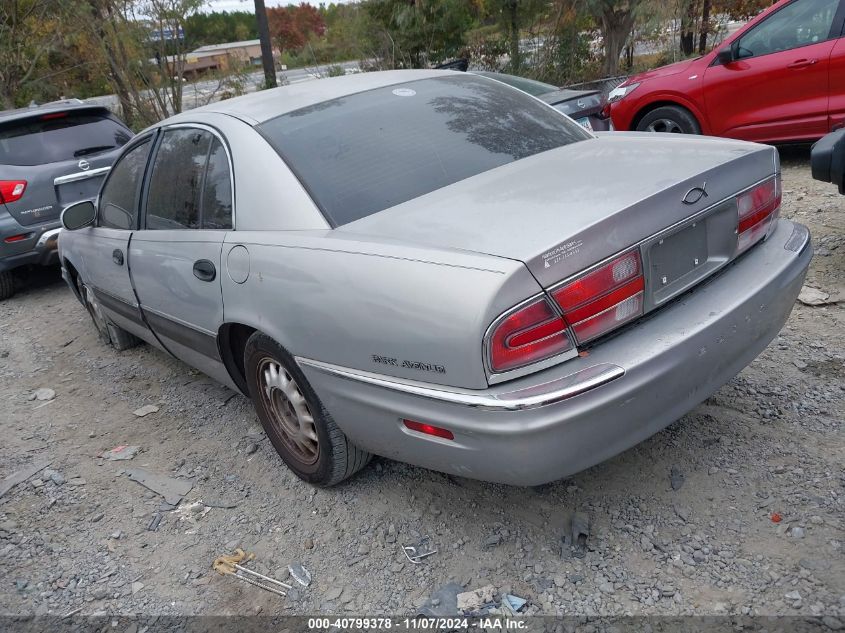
[254,0,277,89]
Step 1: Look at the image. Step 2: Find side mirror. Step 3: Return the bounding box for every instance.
[716,47,734,65]
[61,200,97,231]
[811,129,845,195]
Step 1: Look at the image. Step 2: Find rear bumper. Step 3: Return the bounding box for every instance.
[0,215,62,273]
[299,220,811,486]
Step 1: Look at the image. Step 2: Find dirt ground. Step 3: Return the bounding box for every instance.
[1,147,842,622]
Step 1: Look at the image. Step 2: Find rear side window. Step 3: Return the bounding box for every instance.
[0,112,131,166]
[99,140,151,230]
[202,139,233,230]
[145,129,233,230]
[258,75,589,227]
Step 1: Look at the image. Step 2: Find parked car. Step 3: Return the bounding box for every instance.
[471,71,612,131]
[609,0,845,142]
[812,128,845,192]
[58,70,811,487]
[0,101,132,299]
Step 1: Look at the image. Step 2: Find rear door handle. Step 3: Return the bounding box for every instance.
[787,58,817,69]
[112,249,124,266]
[192,259,216,282]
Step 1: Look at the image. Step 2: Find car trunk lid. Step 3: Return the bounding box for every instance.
[340,133,778,289]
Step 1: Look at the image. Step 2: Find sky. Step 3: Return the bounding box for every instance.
[204,0,355,12]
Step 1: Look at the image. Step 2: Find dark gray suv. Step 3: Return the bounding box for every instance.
[0,101,132,299]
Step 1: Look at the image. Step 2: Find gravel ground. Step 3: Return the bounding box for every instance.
[0,148,842,622]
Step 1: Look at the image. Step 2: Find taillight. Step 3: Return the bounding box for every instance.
[736,176,781,255]
[488,297,573,373]
[0,180,27,204]
[551,250,644,344]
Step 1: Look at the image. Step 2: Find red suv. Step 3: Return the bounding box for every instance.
[609,0,845,143]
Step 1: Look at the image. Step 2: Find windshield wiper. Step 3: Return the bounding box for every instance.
[74,145,114,157]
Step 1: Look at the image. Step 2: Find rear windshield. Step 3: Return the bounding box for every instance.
[258,75,590,226]
[0,112,132,166]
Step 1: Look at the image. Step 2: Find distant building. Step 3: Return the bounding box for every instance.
[184,40,280,75]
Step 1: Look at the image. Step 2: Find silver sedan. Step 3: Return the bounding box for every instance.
[58,70,812,486]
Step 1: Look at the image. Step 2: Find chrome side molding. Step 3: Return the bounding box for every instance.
[296,357,624,411]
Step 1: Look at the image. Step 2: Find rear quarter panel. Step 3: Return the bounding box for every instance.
[220,232,539,389]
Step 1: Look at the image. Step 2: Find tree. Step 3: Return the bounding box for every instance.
[585,0,645,76]
[365,0,477,68]
[267,3,325,53]
[0,0,68,108]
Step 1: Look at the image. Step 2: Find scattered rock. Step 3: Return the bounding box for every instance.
[132,404,159,417]
[670,465,685,490]
[457,585,495,612]
[32,388,56,401]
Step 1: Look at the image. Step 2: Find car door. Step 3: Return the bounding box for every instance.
[702,0,842,141]
[828,12,845,132]
[75,136,154,341]
[128,125,235,387]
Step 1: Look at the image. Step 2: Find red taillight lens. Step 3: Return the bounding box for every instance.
[736,176,781,254]
[4,233,33,243]
[403,419,454,440]
[0,180,27,204]
[488,298,573,373]
[551,250,645,344]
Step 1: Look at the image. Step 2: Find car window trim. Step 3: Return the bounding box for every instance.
[140,122,236,232]
[730,0,843,62]
[834,0,845,35]
[95,132,157,231]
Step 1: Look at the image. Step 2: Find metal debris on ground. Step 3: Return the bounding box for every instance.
[124,467,193,505]
[213,548,292,597]
[501,594,527,615]
[102,445,141,461]
[132,404,159,417]
[402,536,437,564]
[147,513,162,532]
[288,562,312,587]
[0,460,52,498]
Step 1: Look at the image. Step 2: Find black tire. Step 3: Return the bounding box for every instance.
[244,332,371,486]
[80,281,140,351]
[636,105,701,134]
[0,271,14,301]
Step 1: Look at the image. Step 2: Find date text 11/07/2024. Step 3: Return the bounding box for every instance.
[307,617,528,630]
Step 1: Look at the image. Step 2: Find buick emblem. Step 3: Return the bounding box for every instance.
[78,159,90,171]
[577,99,585,109]
[682,183,708,205]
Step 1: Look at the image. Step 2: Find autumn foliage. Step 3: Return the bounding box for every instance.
[267,3,326,53]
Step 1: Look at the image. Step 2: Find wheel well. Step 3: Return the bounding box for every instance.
[632,101,699,131]
[219,323,256,395]
[62,258,84,304]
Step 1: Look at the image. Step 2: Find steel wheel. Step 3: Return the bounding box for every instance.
[257,357,319,464]
[645,118,684,133]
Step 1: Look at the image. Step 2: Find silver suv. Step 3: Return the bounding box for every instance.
[0,100,132,299]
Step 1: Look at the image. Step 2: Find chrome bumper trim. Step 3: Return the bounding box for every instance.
[36,228,61,247]
[54,166,110,186]
[296,357,624,411]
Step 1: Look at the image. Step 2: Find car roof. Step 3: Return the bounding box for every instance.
[0,101,112,125]
[165,69,452,126]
